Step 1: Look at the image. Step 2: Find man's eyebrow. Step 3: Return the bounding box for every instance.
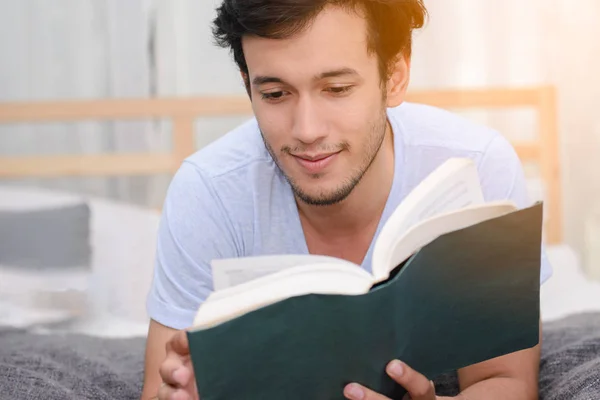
[316,68,359,80]
[251,68,360,86]
[252,76,285,86]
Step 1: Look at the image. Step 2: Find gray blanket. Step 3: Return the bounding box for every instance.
[1,313,599,399]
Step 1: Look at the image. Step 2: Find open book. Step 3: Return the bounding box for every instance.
[192,157,519,330]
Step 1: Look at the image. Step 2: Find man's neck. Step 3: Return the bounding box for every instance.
[296,121,395,240]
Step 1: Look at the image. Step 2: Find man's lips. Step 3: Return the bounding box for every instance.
[292,151,341,173]
[295,152,338,161]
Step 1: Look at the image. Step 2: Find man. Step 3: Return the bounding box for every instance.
[141,1,552,399]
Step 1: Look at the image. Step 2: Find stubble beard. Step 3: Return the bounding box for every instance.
[261,109,389,207]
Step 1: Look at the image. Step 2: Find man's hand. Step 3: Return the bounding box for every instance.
[156,330,199,400]
[343,360,452,400]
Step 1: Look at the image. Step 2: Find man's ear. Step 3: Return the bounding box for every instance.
[385,55,410,108]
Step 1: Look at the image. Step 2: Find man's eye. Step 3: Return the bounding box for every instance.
[261,91,287,100]
[326,86,353,94]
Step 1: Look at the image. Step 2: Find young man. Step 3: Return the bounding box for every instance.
[142,1,552,399]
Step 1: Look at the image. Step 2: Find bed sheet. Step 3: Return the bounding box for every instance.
[3,312,600,399]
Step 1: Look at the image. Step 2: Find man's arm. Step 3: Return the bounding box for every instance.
[344,324,542,400]
[456,324,542,399]
[140,320,179,399]
[140,162,241,399]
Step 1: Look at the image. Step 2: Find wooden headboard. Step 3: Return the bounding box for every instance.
[0,86,562,243]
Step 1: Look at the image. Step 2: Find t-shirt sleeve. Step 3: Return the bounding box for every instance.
[146,161,241,330]
[477,133,553,285]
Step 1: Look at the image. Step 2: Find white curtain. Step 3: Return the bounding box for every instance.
[152,0,251,150]
[0,0,160,206]
[1,0,599,255]
[409,0,600,257]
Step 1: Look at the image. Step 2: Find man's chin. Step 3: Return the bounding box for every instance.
[292,186,354,207]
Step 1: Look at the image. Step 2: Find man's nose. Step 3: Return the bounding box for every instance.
[291,95,327,145]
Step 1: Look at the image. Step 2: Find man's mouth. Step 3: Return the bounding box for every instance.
[292,151,341,174]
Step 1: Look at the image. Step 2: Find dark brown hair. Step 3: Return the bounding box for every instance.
[212,0,428,82]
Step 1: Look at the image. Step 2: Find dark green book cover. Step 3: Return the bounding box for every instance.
[187,203,543,400]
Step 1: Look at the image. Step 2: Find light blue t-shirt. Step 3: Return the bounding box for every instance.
[146,102,553,330]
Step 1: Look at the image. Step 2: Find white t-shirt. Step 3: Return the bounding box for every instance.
[146,102,553,329]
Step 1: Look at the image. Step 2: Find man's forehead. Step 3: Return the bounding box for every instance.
[242,25,373,83]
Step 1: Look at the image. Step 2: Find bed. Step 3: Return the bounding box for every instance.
[0,185,158,337]
[1,87,599,399]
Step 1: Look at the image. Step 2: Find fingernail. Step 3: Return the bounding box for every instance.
[388,360,404,378]
[344,383,365,400]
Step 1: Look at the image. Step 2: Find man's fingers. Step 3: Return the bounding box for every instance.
[157,382,193,400]
[386,360,436,400]
[343,360,436,400]
[160,330,193,387]
[157,382,174,399]
[159,352,191,386]
[166,330,190,355]
[343,382,390,400]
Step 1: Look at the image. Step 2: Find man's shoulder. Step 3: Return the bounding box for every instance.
[184,117,274,179]
[388,102,522,194]
[163,117,295,258]
[390,102,505,156]
[166,117,282,225]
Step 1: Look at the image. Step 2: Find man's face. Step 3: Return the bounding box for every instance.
[242,6,393,206]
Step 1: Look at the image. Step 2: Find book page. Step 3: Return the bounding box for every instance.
[195,263,374,329]
[384,201,517,279]
[211,255,360,291]
[394,159,484,231]
[372,158,485,281]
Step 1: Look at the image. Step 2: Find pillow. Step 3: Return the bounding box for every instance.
[0,185,85,210]
[0,203,92,269]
